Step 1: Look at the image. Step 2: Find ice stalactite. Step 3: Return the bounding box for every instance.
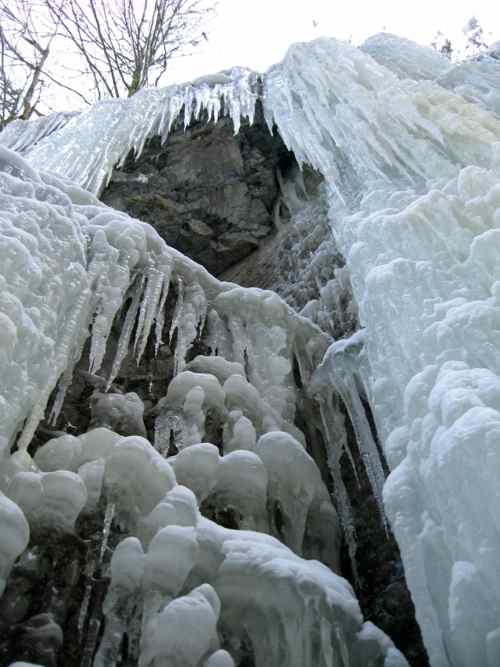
[315,391,359,586]
[313,331,387,528]
[10,68,258,196]
[107,277,145,390]
[134,266,170,364]
[0,112,79,154]
[169,279,208,376]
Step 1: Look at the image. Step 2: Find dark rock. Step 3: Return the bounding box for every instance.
[102,103,295,276]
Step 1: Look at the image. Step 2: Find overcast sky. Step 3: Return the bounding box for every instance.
[166,0,500,84]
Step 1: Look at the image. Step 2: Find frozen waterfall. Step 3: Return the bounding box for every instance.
[1,30,500,667]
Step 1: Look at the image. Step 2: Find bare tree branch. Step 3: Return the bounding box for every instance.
[50,0,215,99]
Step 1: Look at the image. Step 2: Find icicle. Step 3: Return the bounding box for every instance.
[169,276,185,375]
[227,317,248,369]
[154,272,172,356]
[89,261,130,376]
[324,335,387,528]
[78,555,97,639]
[24,68,259,195]
[134,265,168,364]
[317,394,360,586]
[318,389,359,485]
[170,279,208,376]
[205,309,233,359]
[336,368,387,528]
[100,500,116,566]
[0,111,78,154]
[19,279,94,447]
[107,276,145,390]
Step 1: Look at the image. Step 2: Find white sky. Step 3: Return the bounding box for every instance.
[166,0,500,84]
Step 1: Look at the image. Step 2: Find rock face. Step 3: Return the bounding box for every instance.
[102,104,294,276]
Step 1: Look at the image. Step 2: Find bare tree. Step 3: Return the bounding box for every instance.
[431,31,453,60]
[0,0,94,128]
[0,0,54,127]
[48,0,215,99]
[463,16,488,58]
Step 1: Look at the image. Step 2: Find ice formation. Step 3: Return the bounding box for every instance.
[1,28,500,667]
[0,144,403,665]
[8,68,258,196]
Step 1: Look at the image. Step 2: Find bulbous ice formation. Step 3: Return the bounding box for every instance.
[7,470,87,533]
[0,491,29,595]
[105,436,176,526]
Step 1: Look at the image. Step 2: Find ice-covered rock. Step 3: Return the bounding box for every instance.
[256,430,335,554]
[170,443,220,503]
[6,470,87,533]
[140,584,221,667]
[0,491,29,595]
[208,450,268,532]
[105,436,176,526]
[90,391,147,437]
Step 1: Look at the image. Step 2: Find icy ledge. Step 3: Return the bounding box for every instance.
[0,68,258,196]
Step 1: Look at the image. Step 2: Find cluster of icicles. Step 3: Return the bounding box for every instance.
[0,67,259,196]
[0,148,402,666]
